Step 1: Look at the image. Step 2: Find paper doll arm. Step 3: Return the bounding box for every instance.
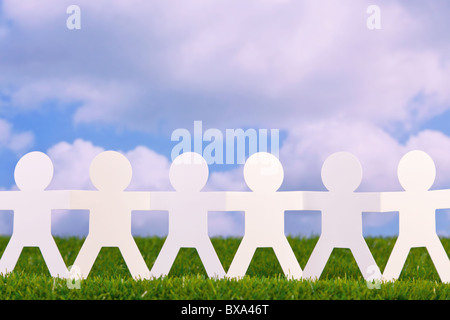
[70,190,93,210]
[281,191,304,211]
[380,192,401,212]
[430,189,450,209]
[302,191,325,211]
[358,192,381,212]
[149,192,173,211]
[225,192,248,211]
[129,191,151,211]
[205,192,227,211]
[49,190,71,210]
[0,191,19,210]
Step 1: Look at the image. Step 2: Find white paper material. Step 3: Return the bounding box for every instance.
[301,152,382,281]
[225,152,303,280]
[381,150,450,283]
[0,152,70,278]
[0,149,447,283]
[149,152,226,279]
[70,151,151,280]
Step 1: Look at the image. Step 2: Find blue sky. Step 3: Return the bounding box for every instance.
[0,0,449,238]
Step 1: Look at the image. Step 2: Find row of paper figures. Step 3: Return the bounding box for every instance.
[0,149,448,284]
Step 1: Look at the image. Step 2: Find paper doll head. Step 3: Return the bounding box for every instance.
[14,151,54,191]
[243,152,284,192]
[169,152,208,192]
[321,152,362,192]
[90,151,132,192]
[397,150,436,192]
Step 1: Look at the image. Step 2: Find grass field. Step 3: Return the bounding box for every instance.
[0,236,448,300]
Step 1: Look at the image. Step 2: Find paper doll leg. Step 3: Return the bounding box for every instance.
[226,238,255,280]
[382,238,410,282]
[349,239,381,281]
[196,240,226,279]
[0,237,23,275]
[272,237,302,280]
[119,239,151,280]
[149,239,180,278]
[426,236,450,283]
[302,237,333,280]
[72,236,102,279]
[40,237,69,279]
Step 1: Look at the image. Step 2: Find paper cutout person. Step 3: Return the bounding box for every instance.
[301,152,382,281]
[381,150,450,283]
[225,152,303,280]
[0,152,70,278]
[149,152,226,279]
[70,151,151,280]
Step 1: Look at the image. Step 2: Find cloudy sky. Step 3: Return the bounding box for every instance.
[0,0,449,238]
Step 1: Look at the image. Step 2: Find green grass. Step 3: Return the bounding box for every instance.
[0,236,448,300]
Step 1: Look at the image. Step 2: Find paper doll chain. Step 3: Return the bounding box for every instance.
[0,150,448,283]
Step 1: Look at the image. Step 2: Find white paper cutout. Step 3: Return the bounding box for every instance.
[301,152,382,281]
[0,149,447,283]
[225,152,303,280]
[0,152,70,278]
[149,152,226,279]
[70,151,151,280]
[381,150,450,283]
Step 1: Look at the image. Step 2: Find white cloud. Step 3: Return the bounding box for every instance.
[208,211,245,238]
[404,130,450,189]
[207,167,247,192]
[1,1,449,237]
[47,139,103,190]
[2,0,450,133]
[47,139,174,191]
[0,118,34,153]
[124,146,172,191]
[275,122,450,236]
[278,120,403,192]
